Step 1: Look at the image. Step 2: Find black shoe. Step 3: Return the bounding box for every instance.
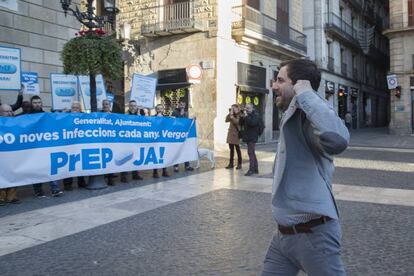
[225,164,234,169]
[162,172,170,177]
[236,164,242,170]
[185,166,194,171]
[35,192,46,198]
[254,168,259,174]
[153,173,159,179]
[132,173,143,180]
[244,170,254,176]
[107,179,115,186]
[7,198,21,204]
[121,176,128,183]
[51,190,63,197]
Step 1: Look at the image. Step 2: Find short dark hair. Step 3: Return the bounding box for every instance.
[279,59,321,91]
[129,100,136,103]
[30,95,41,102]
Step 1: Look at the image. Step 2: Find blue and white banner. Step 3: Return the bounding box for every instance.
[79,75,107,111]
[0,46,21,90]
[50,74,79,110]
[0,113,198,188]
[21,72,40,95]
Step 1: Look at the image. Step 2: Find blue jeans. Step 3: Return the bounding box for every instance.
[33,181,61,194]
[262,219,346,276]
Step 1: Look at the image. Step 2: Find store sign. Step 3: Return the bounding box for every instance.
[237,62,266,88]
[338,84,348,96]
[386,74,398,89]
[0,46,21,90]
[325,80,335,94]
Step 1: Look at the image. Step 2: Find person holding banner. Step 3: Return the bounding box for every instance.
[172,101,194,173]
[101,99,116,185]
[29,95,63,197]
[63,101,87,191]
[0,104,21,205]
[153,104,170,178]
[120,100,144,182]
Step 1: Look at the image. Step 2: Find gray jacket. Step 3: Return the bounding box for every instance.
[272,90,349,221]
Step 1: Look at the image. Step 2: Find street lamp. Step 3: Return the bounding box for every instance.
[60,0,119,190]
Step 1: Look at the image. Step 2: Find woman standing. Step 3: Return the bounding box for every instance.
[225,104,242,169]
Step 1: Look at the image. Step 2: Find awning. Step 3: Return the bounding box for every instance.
[237,84,269,94]
[156,82,191,90]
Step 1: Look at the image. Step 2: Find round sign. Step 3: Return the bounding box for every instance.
[245,96,251,104]
[253,96,259,106]
[237,94,243,104]
[186,64,203,80]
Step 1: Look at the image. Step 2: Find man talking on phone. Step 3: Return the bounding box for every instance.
[262,59,349,276]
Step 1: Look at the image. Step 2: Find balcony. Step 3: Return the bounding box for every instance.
[140,1,203,37]
[324,12,359,49]
[231,5,307,56]
[341,63,348,76]
[347,0,362,10]
[383,12,414,34]
[327,56,334,71]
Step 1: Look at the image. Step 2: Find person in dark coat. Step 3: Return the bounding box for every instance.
[225,104,242,169]
[171,101,194,172]
[239,103,260,176]
[153,104,170,178]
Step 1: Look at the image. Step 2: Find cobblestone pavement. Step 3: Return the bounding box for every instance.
[0,190,413,276]
[0,128,413,275]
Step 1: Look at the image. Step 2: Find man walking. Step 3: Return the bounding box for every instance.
[262,59,349,275]
[239,103,260,176]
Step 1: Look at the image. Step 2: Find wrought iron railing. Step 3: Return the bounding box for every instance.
[232,5,307,51]
[141,1,199,33]
[384,12,414,29]
[324,12,358,42]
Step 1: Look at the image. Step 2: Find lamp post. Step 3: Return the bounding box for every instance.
[60,0,119,112]
[60,0,119,190]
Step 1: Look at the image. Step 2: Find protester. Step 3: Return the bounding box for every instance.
[29,96,63,197]
[153,104,170,178]
[16,101,32,116]
[121,100,144,182]
[101,99,115,185]
[140,108,150,116]
[262,59,349,275]
[239,103,260,176]
[225,104,242,169]
[171,101,194,172]
[63,101,87,190]
[0,104,21,205]
[0,86,23,112]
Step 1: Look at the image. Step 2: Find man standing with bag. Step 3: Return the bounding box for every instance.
[239,103,261,176]
[262,59,349,275]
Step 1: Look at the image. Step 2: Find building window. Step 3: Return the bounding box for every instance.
[247,0,260,10]
[409,0,414,26]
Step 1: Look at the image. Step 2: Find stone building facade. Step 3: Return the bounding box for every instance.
[0,0,80,109]
[303,0,390,129]
[117,0,306,150]
[384,0,414,135]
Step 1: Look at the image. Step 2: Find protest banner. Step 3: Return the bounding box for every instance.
[0,113,197,188]
[50,74,79,110]
[0,46,21,91]
[78,75,107,111]
[130,74,157,109]
[21,72,40,95]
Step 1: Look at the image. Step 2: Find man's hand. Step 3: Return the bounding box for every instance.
[293,80,312,96]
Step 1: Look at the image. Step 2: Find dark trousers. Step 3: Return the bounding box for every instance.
[247,142,258,171]
[153,168,168,175]
[229,144,242,165]
[174,162,190,169]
